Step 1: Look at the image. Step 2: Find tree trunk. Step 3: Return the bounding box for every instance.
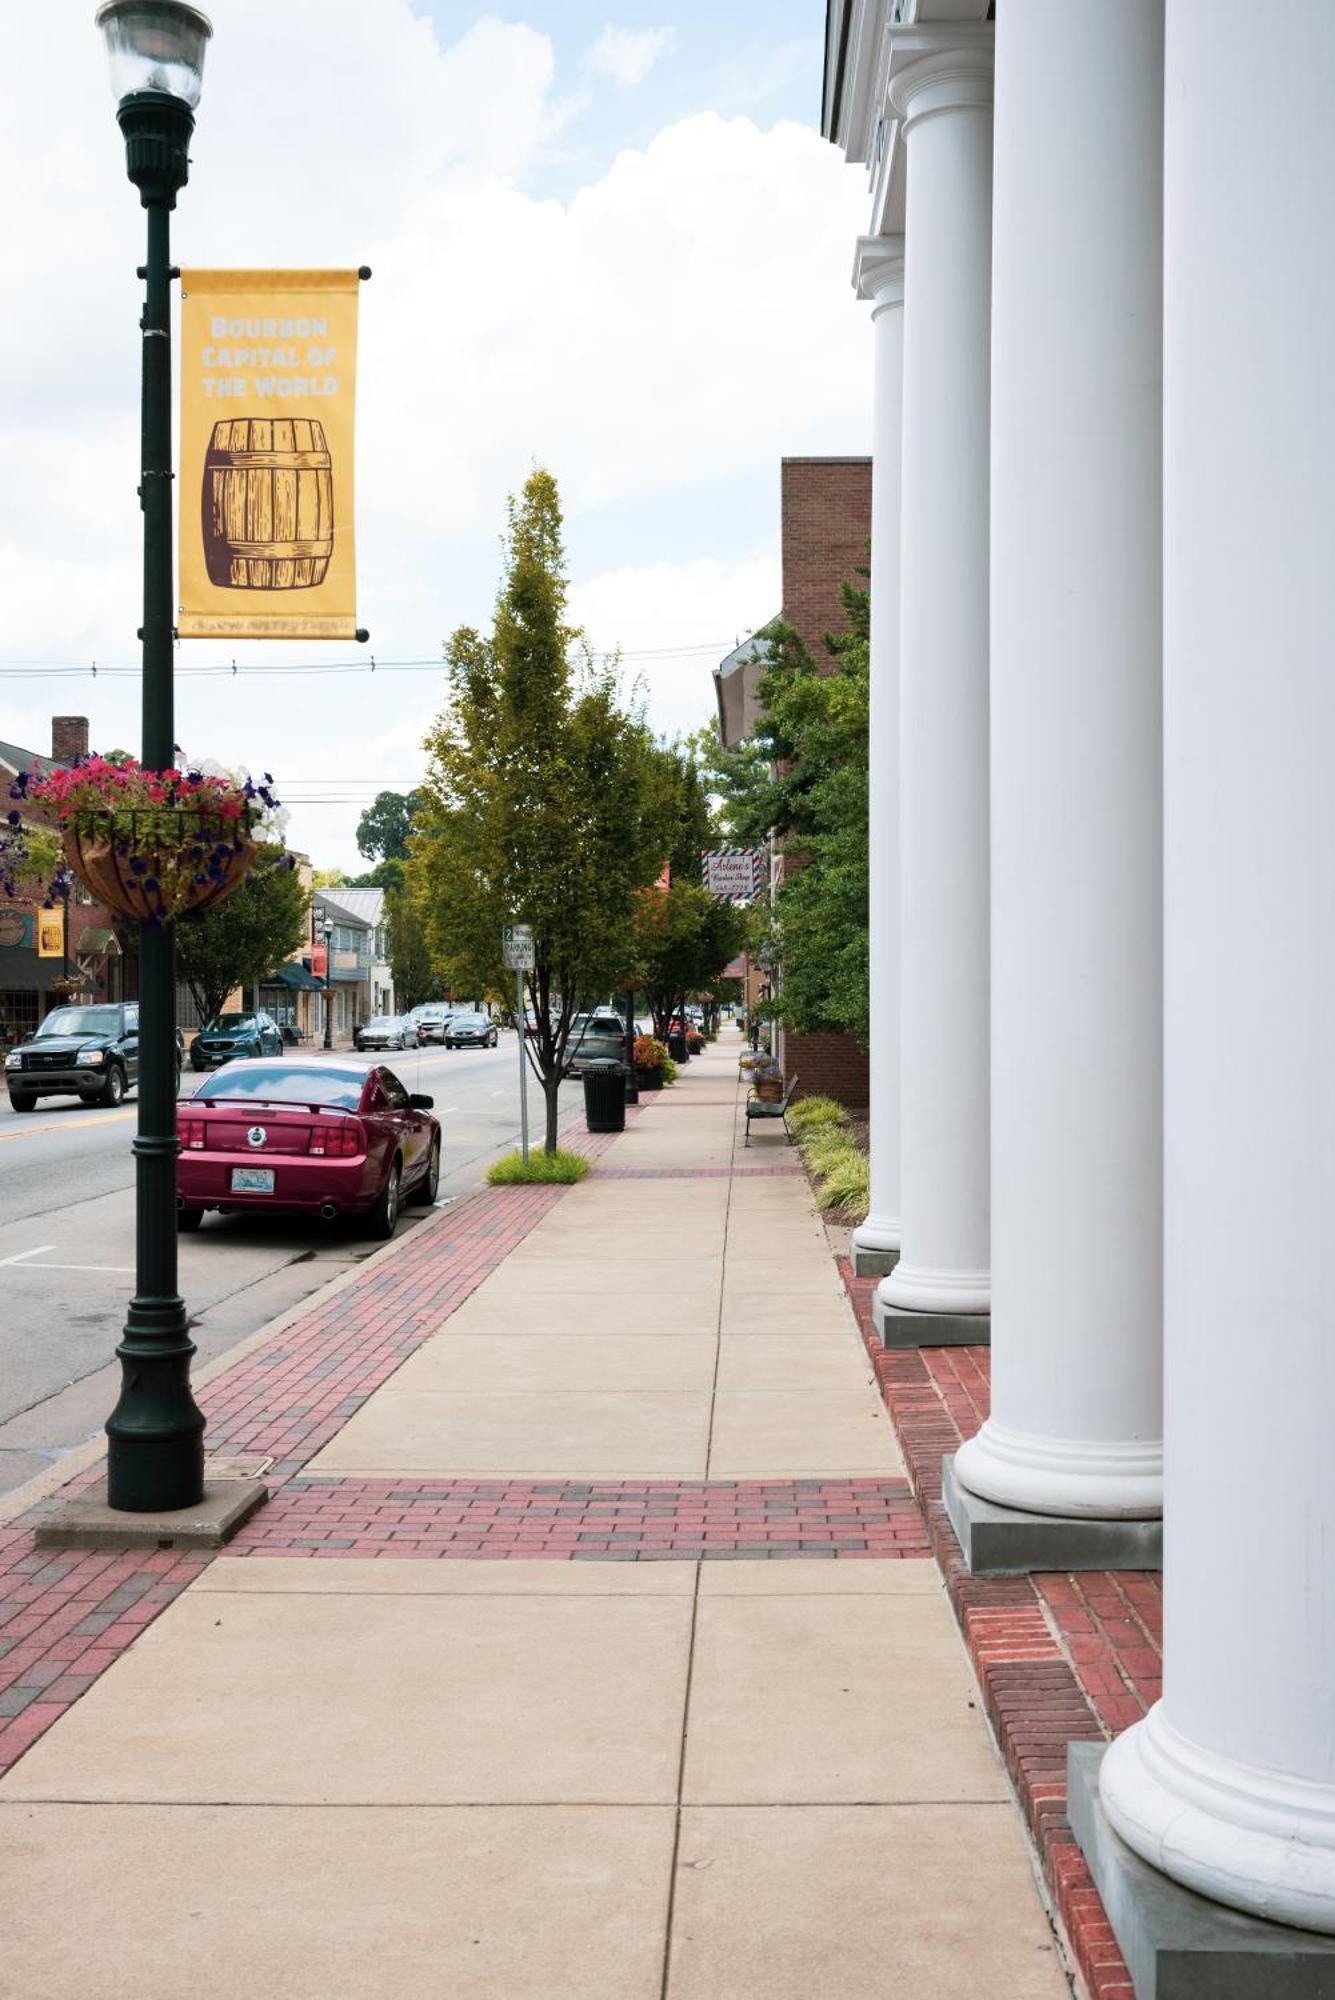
[543,1071,561,1153]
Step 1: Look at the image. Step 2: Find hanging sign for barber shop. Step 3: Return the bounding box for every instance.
[177,270,362,639]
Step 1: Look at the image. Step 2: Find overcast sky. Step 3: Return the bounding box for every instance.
[0,2,870,869]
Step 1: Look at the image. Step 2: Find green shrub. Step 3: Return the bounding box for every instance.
[787,1096,846,1135]
[662,1056,679,1086]
[486,1148,591,1186]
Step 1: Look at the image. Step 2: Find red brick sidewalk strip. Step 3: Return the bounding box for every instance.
[0,1175,591,1778]
[225,1476,932,1561]
[840,1258,1153,2000]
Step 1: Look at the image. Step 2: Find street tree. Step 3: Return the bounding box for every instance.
[412,468,669,1150]
[385,886,437,1009]
[633,879,746,1040]
[175,850,309,1026]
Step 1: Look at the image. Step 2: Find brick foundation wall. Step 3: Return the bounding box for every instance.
[777,458,871,1112]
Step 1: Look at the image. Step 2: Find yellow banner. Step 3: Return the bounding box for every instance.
[178,270,360,640]
[36,908,63,959]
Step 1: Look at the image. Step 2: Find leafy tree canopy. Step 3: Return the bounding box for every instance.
[176,849,310,1025]
[410,467,673,1148]
[385,886,439,1010]
[632,879,746,1040]
[694,579,870,1043]
[356,789,425,866]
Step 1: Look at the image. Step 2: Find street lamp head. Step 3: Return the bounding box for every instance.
[95,2,212,205]
[95,1,211,108]
[322,918,334,941]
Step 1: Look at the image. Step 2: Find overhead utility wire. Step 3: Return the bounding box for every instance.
[0,642,734,682]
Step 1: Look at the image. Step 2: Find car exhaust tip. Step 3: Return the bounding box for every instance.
[319,1200,340,1222]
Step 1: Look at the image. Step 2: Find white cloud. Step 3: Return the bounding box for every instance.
[0,1,870,869]
[584,24,675,87]
[570,551,780,741]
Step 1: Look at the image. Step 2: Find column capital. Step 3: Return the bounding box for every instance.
[854,233,905,313]
[888,26,993,136]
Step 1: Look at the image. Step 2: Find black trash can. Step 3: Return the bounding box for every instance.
[667,1029,688,1063]
[583,1058,627,1133]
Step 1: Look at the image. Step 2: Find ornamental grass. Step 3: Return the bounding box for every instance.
[486,1147,591,1186]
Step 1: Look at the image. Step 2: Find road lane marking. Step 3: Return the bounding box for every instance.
[0,1109,136,1143]
[8,1259,135,1275]
[0,1245,54,1267]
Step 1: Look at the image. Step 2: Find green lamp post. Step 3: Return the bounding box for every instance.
[96,0,212,1512]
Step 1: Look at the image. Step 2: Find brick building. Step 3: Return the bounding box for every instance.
[0,718,133,1047]
[774,457,871,1111]
[716,458,871,1111]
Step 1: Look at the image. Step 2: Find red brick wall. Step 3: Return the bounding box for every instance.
[777,458,871,1112]
[780,457,872,663]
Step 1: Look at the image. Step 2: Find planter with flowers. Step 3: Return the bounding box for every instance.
[5,756,287,926]
[633,1033,669,1091]
[749,1055,785,1104]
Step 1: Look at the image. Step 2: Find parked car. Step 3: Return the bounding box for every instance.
[176,1059,440,1238]
[408,1003,452,1045]
[565,1009,628,1075]
[444,1011,498,1049]
[5,1001,149,1111]
[190,1011,284,1070]
[355,1014,416,1052]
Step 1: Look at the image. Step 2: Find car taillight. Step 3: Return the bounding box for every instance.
[310,1119,362,1157]
[177,1115,206,1150]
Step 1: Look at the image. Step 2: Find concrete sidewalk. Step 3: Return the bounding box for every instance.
[0,1043,1068,1998]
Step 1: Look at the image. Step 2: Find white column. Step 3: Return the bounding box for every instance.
[877,31,993,1322]
[953,0,1163,1519]
[1101,0,1335,1931]
[850,235,905,1277]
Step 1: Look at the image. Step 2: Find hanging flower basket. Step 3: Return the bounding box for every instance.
[6,754,287,926]
[60,811,260,924]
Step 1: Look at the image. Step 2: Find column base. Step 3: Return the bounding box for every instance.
[1101,1705,1335,1938]
[1068,1742,1335,1997]
[850,1219,901,1279]
[942,1454,1161,1575]
[954,1417,1163,1519]
[874,1297,990,1347]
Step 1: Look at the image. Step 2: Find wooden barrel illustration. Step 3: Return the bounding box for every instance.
[201,418,333,590]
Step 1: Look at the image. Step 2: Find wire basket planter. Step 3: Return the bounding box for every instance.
[61,810,261,925]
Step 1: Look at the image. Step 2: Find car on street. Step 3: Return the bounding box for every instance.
[190,1010,284,1070]
[5,1001,148,1111]
[443,1011,498,1049]
[407,1003,452,1045]
[354,1014,417,1052]
[176,1058,440,1238]
[565,1009,628,1075]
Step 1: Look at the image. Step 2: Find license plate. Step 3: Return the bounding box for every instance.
[230,1167,275,1193]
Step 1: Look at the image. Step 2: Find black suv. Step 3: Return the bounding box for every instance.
[5,1002,145,1111]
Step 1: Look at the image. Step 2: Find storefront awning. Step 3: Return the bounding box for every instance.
[267,961,322,992]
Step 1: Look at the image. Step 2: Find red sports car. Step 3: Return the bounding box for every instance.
[176,1059,440,1237]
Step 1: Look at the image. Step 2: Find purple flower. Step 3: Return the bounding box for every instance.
[5,811,19,827]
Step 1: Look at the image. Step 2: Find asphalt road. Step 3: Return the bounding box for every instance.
[0,1033,578,1497]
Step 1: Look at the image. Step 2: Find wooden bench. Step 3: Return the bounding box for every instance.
[744,1073,799,1147]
